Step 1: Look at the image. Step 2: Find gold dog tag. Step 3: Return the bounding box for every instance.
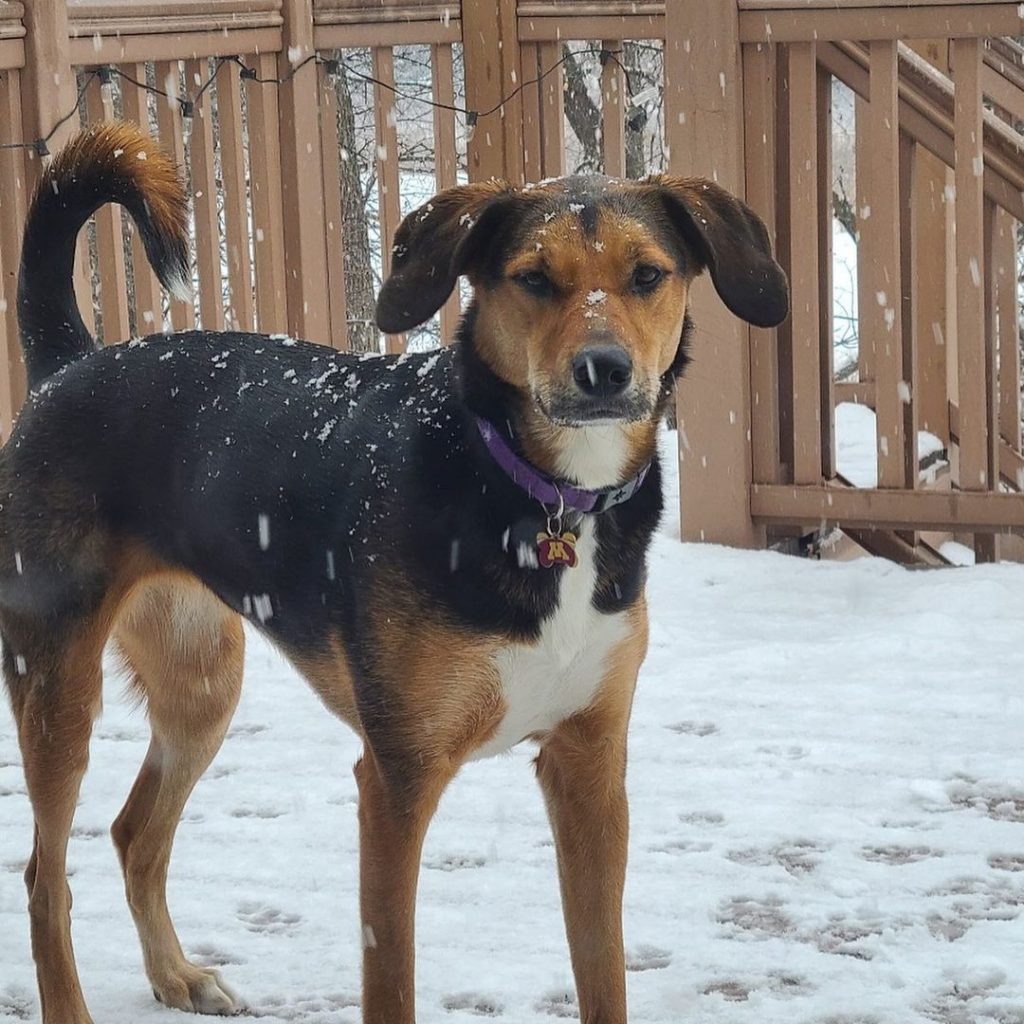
[536,531,578,569]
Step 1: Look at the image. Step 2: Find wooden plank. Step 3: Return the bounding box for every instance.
[0,67,28,436]
[217,60,254,331]
[742,42,782,486]
[787,42,822,485]
[185,58,224,332]
[247,51,287,335]
[314,20,459,49]
[774,44,794,479]
[835,380,876,406]
[739,6,1024,44]
[21,0,77,186]
[952,37,991,563]
[520,42,543,183]
[980,199,1000,561]
[71,27,282,66]
[155,60,195,330]
[817,62,835,480]
[665,2,758,545]
[601,40,626,178]
[372,46,404,355]
[994,207,1021,452]
[318,64,349,350]
[120,62,163,336]
[85,73,131,344]
[519,14,665,42]
[432,43,461,345]
[899,132,920,494]
[496,0,524,183]
[863,40,905,489]
[854,94,875,388]
[750,483,1024,532]
[538,40,566,178]
[277,0,329,340]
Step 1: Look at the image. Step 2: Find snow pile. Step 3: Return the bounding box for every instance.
[1,449,1022,1023]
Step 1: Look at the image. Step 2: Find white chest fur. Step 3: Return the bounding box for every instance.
[471,523,628,760]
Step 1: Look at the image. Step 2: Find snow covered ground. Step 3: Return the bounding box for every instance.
[1,440,1023,1024]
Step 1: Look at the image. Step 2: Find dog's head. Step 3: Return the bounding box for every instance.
[376,175,787,427]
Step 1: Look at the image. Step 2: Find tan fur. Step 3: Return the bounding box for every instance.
[535,600,648,1024]
[37,122,188,252]
[471,208,687,483]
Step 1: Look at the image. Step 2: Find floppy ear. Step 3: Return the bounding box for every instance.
[375,181,519,333]
[645,175,789,328]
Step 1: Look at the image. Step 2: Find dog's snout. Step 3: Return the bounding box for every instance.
[571,345,633,398]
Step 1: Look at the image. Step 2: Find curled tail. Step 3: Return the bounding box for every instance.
[17,121,190,388]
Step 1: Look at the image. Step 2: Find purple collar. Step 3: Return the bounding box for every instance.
[474,415,650,514]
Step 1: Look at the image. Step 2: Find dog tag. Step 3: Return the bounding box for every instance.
[536,531,578,569]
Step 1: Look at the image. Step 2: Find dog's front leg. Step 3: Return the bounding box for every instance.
[355,747,454,1024]
[535,606,647,1024]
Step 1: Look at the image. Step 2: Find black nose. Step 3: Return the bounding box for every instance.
[571,346,633,398]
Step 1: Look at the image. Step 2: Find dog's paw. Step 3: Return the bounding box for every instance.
[152,964,242,1015]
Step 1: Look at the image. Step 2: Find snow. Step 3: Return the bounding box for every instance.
[836,402,946,489]
[1,439,1023,1023]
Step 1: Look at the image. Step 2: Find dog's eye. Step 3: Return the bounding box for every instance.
[632,264,664,291]
[516,270,552,296]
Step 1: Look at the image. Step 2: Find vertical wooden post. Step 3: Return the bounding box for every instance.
[0,70,29,434]
[318,64,349,350]
[899,132,919,496]
[20,0,77,182]
[432,44,461,344]
[373,47,404,355]
[121,65,163,334]
[601,42,626,178]
[951,37,993,559]
[218,62,255,331]
[665,3,759,546]
[995,208,1021,455]
[278,0,329,340]
[462,0,523,183]
[538,41,566,179]
[155,60,196,331]
[909,40,950,442]
[248,51,287,335]
[186,59,224,332]
[816,64,835,481]
[743,42,782,486]
[787,42,822,486]
[85,73,131,344]
[854,94,875,392]
[23,0,93,337]
[863,40,905,489]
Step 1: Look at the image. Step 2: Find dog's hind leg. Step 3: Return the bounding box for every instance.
[111,577,244,1015]
[5,620,106,1024]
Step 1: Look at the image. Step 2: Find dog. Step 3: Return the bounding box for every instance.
[1,121,787,1024]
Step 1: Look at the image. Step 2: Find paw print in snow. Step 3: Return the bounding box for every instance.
[666,720,718,737]
[536,989,577,1018]
[625,944,671,971]
[442,992,503,1016]
[237,901,302,935]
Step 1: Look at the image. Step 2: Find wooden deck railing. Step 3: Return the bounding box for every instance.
[0,1,1021,561]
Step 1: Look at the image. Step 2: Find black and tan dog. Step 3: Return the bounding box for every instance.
[1,122,787,1023]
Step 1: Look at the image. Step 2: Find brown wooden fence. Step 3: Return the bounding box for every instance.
[0,1,1022,562]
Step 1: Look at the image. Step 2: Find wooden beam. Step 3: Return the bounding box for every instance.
[740,5,1024,44]
[665,1,757,546]
[751,483,1024,532]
